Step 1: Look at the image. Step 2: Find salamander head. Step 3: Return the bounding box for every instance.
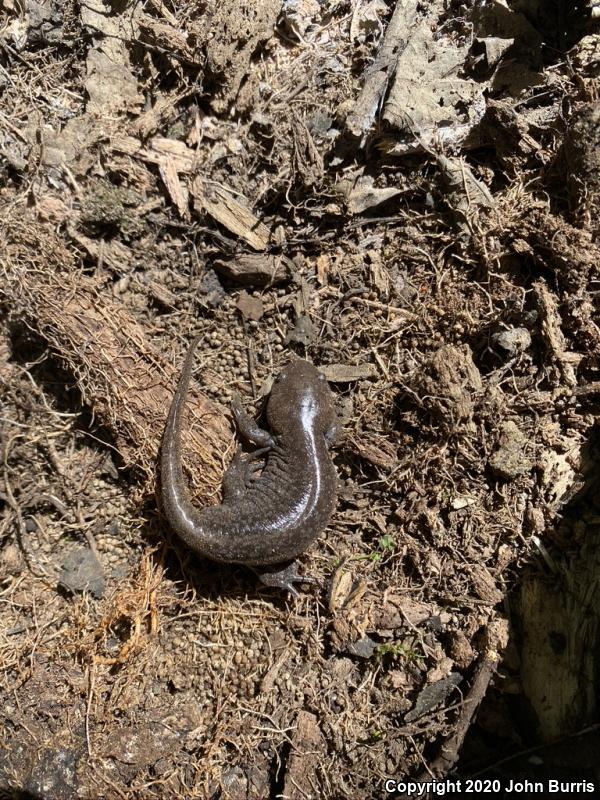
[266,359,335,436]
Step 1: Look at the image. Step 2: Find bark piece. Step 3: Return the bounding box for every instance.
[346,0,418,140]
[520,541,600,743]
[236,291,264,321]
[201,0,281,112]
[282,711,327,800]
[213,253,292,286]
[414,344,483,424]
[563,101,600,233]
[319,363,378,382]
[81,0,143,116]
[112,135,200,173]
[534,281,580,388]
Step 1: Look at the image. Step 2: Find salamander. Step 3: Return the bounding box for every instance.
[160,337,338,593]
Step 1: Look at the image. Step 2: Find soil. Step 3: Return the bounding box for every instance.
[0,1,599,798]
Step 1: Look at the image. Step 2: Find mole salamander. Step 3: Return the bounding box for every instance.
[160,337,338,593]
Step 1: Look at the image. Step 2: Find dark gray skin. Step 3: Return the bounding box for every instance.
[160,337,338,594]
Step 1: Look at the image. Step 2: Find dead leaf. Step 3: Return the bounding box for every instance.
[316,253,330,285]
[437,154,495,217]
[345,176,401,214]
[383,19,485,152]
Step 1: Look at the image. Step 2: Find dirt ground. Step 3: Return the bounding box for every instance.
[0,1,599,798]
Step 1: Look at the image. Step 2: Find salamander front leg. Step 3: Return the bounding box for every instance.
[255,561,321,598]
[325,419,339,448]
[231,394,275,448]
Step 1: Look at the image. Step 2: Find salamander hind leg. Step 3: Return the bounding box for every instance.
[255,561,321,597]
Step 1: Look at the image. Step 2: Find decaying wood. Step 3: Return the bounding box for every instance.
[192,177,270,251]
[282,711,327,799]
[0,216,232,497]
[520,525,600,741]
[346,0,417,140]
[425,619,508,775]
[112,135,201,173]
[534,281,580,388]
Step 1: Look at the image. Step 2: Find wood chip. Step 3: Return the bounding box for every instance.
[315,253,329,285]
[112,135,199,173]
[347,434,398,469]
[346,0,418,140]
[192,178,270,251]
[319,363,378,382]
[68,228,133,274]
[138,14,195,62]
[213,253,292,286]
[158,158,189,219]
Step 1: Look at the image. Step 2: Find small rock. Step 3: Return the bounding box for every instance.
[405,673,462,723]
[198,268,226,308]
[25,747,80,799]
[26,0,64,45]
[345,635,379,659]
[491,326,532,356]
[59,546,105,598]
